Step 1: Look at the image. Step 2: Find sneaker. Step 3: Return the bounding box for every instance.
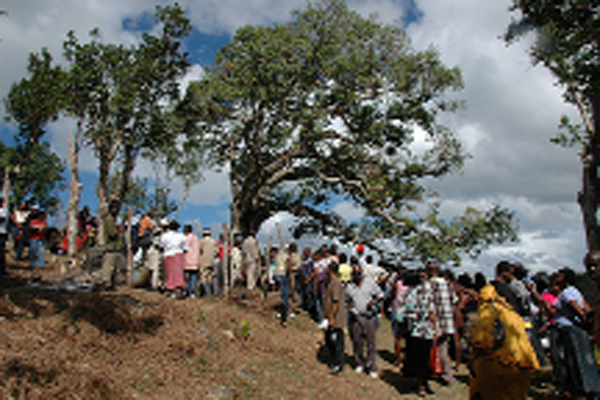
[190,294,196,298]
[354,366,364,374]
[288,312,296,319]
[369,371,378,379]
[329,367,343,376]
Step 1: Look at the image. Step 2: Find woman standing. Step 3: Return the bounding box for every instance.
[28,210,47,268]
[401,270,437,397]
[158,221,188,298]
[553,267,600,398]
[391,269,409,372]
[469,285,539,400]
[183,225,200,297]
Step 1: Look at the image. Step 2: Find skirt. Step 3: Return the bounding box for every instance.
[470,357,531,400]
[164,253,186,291]
[404,336,433,380]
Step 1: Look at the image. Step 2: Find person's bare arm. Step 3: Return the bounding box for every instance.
[568,299,587,319]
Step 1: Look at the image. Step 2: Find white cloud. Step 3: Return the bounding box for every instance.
[333,202,364,221]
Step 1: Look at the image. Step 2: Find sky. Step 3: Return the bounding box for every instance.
[0,0,587,277]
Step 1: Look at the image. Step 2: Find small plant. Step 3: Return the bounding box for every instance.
[61,312,79,327]
[195,310,208,323]
[240,320,251,340]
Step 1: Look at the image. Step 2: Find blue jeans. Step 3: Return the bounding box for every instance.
[315,296,323,323]
[274,274,289,323]
[29,238,45,267]
[15,226,27,260]
[187,270,199,296]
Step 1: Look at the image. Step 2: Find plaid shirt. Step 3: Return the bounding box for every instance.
[429,277,456,335]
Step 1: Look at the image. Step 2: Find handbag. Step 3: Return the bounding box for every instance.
[429,343,442,376]
[399,315,414,336]
[491,301,506,350]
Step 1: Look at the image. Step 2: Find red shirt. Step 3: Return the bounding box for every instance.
[29,218,47,240]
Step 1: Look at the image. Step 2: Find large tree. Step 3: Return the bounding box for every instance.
[5,4,201,256]
[183,0,517,264]
[505,1,600,250]
[3,49,66,214]
[61,4,195,244]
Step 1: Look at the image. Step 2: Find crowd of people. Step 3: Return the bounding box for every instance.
[0,199,599,399]
[269,242,600,399]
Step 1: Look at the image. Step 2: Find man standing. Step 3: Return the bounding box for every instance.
[0,198,7,276]
[323,261,346,375]
[137,211,155,261]
[491,261,520,310]
[584,250,600,354]
[100,201,124,289]
[198,227,217,297]
[355,244,366,267]
[242,230,260,291]
[426,262,456,386]
[345,263,384,379]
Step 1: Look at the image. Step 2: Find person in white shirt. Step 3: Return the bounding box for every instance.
[362,255,387,284]
[0,198,7,276]
[158,220,188,298]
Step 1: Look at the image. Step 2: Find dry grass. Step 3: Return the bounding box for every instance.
[0,258,559,399]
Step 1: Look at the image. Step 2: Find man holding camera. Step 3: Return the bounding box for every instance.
[345,262,384,379]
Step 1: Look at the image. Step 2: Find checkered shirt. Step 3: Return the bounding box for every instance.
[429,277,456,335]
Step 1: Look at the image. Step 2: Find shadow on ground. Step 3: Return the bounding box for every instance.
[0,276,163,335]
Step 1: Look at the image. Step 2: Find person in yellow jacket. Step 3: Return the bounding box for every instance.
[469,284,539,400]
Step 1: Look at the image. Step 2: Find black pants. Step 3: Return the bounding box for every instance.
[0,235,6,275]
[558,325,600,396]
[325,327,345,370]
[404,336,433,380]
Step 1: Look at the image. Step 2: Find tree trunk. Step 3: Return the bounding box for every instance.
[2,167,9,211]
[276,222,286,248]
[66,127,82,260]
[581,87,600,251]
[126,207,133,286]
[117,143,135,207]
[96,156,111,247]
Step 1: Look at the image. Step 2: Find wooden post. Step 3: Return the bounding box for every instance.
[276,222,286,248]
[66,128,82,261]
[193,218,201,237]
[222,222,229,295]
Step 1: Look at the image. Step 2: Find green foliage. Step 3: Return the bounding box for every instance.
[195,310,209,323]
[108,173,177,218]
[240,320,251,340]
[2,48,67,213]
[4,49,66,142]
[4,4,198,218]
[505,0,599,146]
[183,0,516,263]
[0,142,66,214]
[61,3,196,207]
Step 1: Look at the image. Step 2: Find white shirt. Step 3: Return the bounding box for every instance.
[0,205,7,235]
[363,263,386,283]
[159,230,188,258]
